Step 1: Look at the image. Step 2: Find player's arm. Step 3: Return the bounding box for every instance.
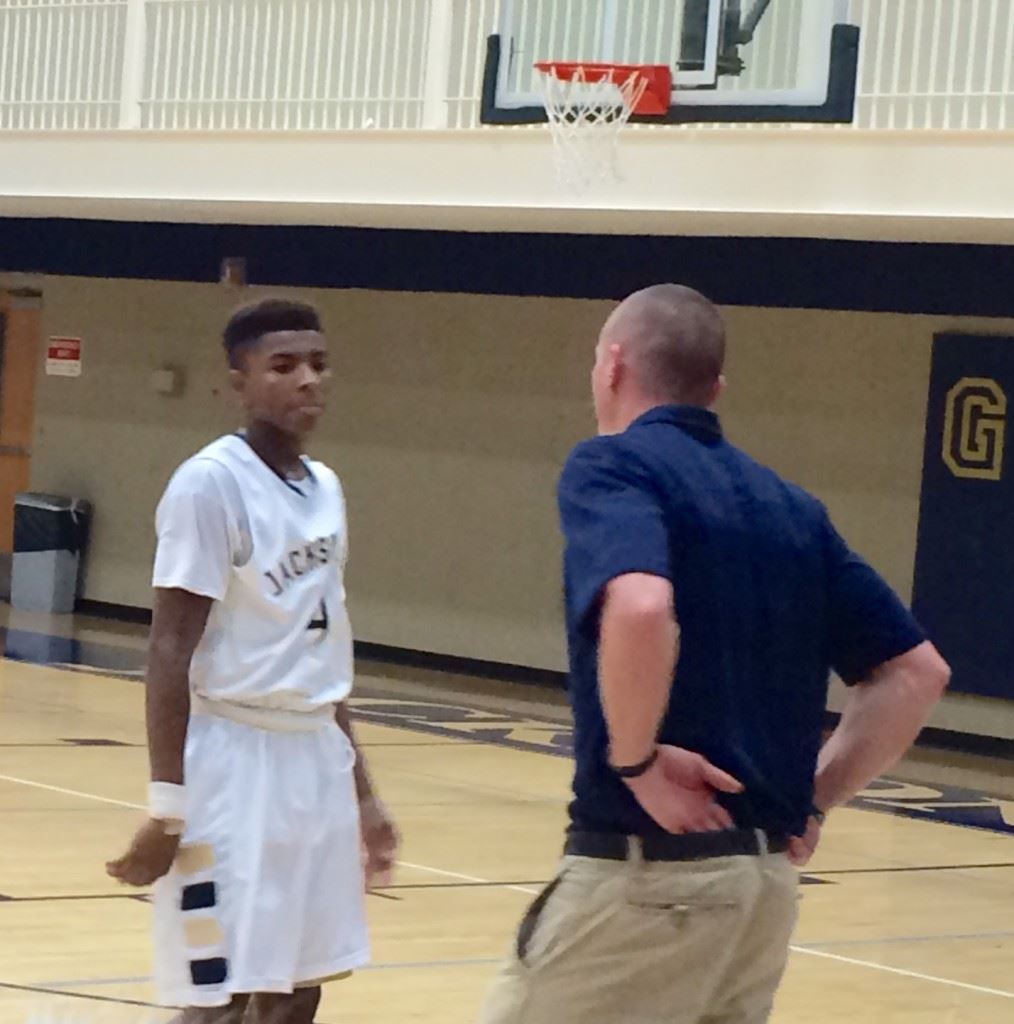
[106,588,212,887]
[335,700,378,804]
[331,476,398,888]
[335,701,399,889]
[147,588,213,787]
[108,460,235,886]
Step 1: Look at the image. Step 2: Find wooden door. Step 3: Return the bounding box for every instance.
[0,290,41,554]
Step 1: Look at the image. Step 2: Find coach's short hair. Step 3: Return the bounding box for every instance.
[616,284,725,405]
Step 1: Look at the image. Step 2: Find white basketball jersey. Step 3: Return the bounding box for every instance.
[153,434,353,712]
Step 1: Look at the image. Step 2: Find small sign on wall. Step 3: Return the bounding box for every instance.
[46,336,82,377]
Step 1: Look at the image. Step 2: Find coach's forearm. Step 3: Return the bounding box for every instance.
[814,641,949,812]
[599,574,679,766]
[335,701,375,802]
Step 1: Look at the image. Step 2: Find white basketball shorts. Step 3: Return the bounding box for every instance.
[152,705,369,1008]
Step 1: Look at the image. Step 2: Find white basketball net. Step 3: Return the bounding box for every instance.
[537,66,649,192]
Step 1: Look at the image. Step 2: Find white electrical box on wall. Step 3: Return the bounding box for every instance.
[150,368,180,395]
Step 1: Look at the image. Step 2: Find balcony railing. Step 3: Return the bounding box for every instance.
[1,0,1012,132]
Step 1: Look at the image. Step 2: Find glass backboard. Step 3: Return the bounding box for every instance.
[481,0,859,124]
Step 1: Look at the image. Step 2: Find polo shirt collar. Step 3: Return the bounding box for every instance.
[629,404,724,442]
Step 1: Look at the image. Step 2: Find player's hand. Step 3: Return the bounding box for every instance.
[106,819,181,886]
[360,795,399,891]
[788,814,822,867]
[624,745,743,834]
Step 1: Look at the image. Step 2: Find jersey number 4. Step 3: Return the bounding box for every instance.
[308,600,329,634]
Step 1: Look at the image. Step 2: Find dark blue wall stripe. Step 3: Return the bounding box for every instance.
[3,217,1014,317]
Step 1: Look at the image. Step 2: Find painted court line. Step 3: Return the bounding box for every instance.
[397,860,539,896]
[0,978,158,1010]
[39,976,149,990]
[794,947,1014,1000]
[0,775,534,892]
[2,774,1013,1002]
[796,928,1014,949]
[385,861,1014,1000]
[0,774,145,811]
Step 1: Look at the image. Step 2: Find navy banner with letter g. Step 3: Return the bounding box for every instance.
[912,333,1013,699]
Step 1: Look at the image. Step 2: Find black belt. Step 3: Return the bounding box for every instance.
[565,829,789,863]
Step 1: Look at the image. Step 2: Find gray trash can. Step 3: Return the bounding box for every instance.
[11,493,92,614]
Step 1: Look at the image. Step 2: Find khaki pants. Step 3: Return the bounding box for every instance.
[479,842,799,1024]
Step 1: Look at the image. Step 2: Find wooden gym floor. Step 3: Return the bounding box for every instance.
[1,607,1013,1023]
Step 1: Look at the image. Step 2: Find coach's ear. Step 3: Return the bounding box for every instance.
[605,342,625,393]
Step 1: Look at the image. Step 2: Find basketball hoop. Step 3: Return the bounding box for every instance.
[534,62,672,191]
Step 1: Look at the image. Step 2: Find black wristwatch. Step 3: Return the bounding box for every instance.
[611,749,659,779]
[811,805,827,825]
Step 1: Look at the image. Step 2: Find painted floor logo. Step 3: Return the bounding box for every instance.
[851,777,1014,835]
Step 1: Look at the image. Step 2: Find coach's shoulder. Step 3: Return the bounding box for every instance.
[783,474,832,525]
[558,434,653,506]
[560,434,620,483]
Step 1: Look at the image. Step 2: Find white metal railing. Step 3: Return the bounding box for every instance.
[848,0,1014,130]
[1,0,1014,132]
[141,0,431,129]
[0,0,127,130]
[445,0,494,129]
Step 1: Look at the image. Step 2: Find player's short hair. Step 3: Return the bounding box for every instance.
[223,297,322,367]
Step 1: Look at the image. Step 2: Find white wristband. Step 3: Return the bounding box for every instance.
[148,781,187,822]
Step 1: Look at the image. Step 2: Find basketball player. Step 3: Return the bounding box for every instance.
[107,298,397,1023]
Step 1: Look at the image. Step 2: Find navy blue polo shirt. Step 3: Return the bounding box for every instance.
[558,405,925,838]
